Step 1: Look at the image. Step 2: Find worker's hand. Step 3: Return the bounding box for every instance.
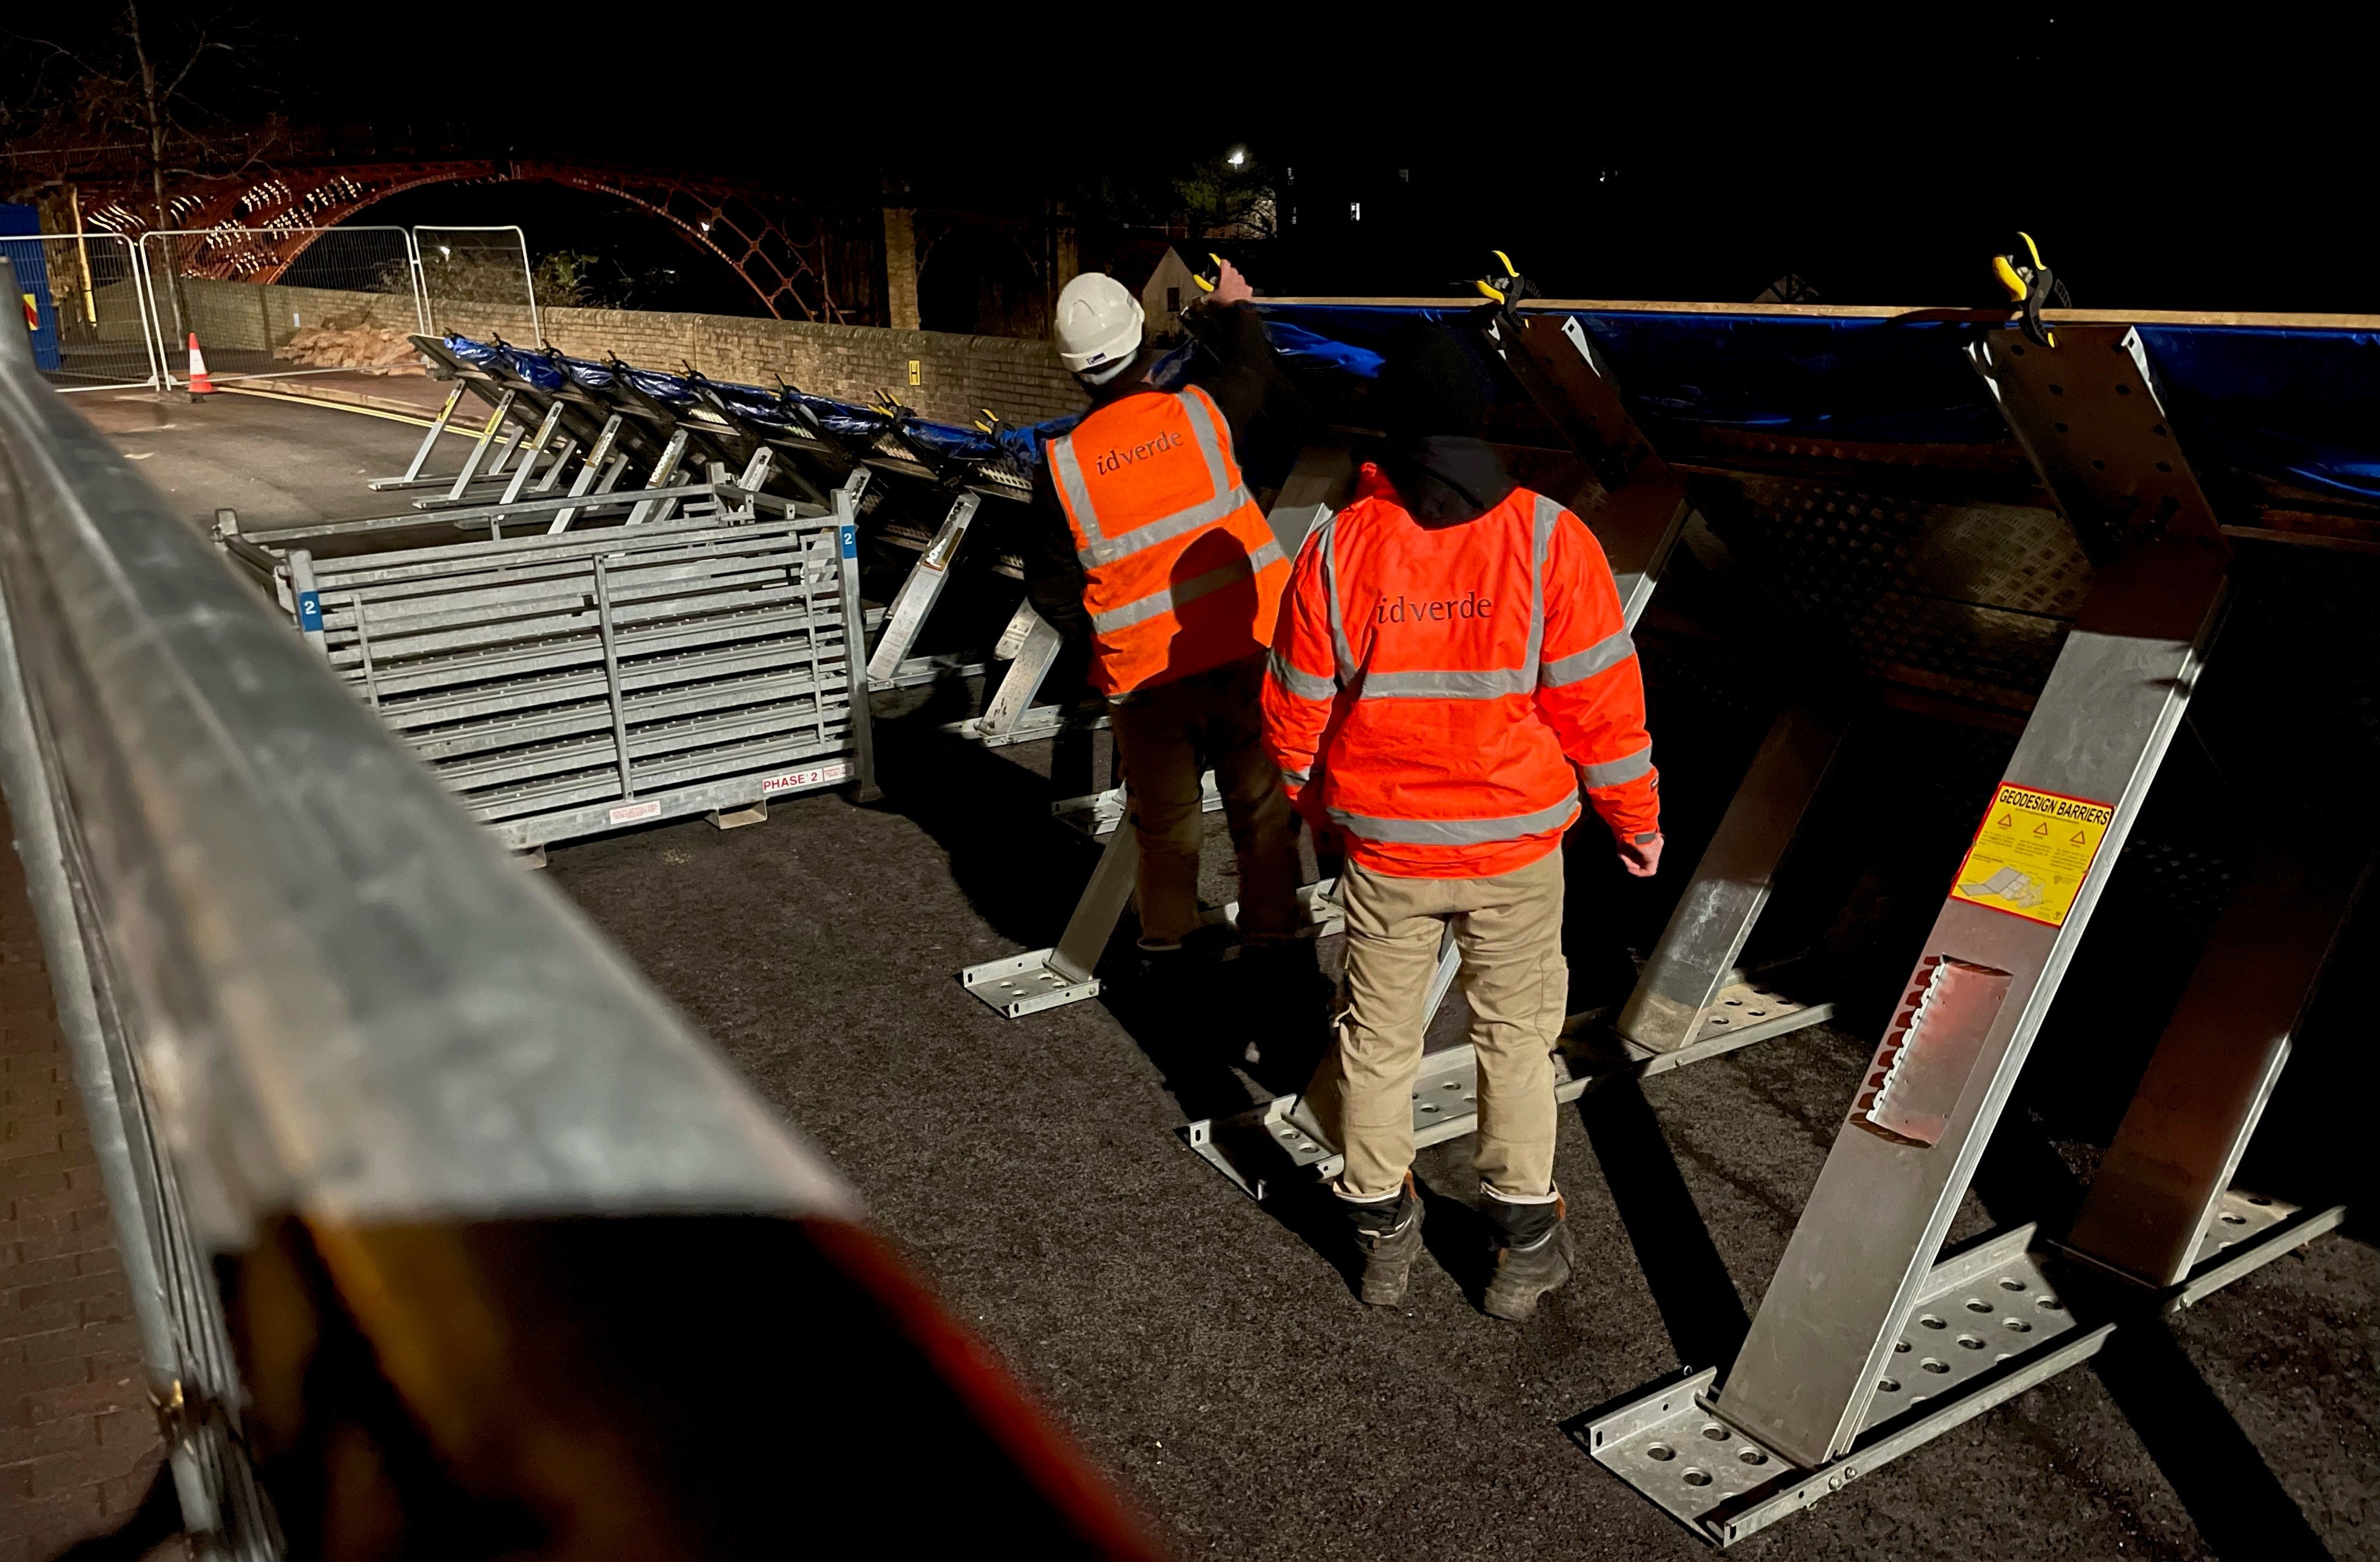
[1208,258,1254,307]
[1617,832,1663,878]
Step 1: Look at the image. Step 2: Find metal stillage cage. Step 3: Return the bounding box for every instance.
[273,508,874,849]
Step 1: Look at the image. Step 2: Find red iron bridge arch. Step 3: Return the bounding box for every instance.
[79,159,874,324]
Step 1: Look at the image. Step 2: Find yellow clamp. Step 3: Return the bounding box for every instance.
[1192,253,1226,294]
[1473,249,1520,304]
[1992,253,2028,302]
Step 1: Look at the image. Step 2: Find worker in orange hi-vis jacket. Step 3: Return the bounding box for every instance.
[1261,323,1662,1321]
[1028,260,1306,1003]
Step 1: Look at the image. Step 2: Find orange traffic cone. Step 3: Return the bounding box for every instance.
[185,332,217,396]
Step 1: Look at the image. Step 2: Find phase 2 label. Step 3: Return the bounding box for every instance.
[761,759,851,795]
[1949,783,2114,927]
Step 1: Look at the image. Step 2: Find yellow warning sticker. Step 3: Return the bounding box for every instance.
[1949,783,2115,927]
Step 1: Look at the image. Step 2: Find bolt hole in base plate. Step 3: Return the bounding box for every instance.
[1586,1197,2335,1545]
[1585,1231,2082,1541]
[957,950,1099,1018]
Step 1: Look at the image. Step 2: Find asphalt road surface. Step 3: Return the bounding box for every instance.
[79,387,2378,1560]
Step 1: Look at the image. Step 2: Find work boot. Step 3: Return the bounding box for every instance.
[1480,1186,1572,1322]
[1338,1174,1425,1308]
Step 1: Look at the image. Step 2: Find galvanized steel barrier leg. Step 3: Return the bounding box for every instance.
[1614,706,1846,1053]
[532,434,580,495]
[972,601,1067,743]
[390,384,463,484]
[625,430,691,525]
[482,417,528,479]
[2062,839,2367,1286]
[868,491,981,687]
[498,400,567,505]
[833,472,881,802]
[1718,542,2225,1466]
[1584,324,2311,1546]
[550,414,625,534]
[441,389,515,502]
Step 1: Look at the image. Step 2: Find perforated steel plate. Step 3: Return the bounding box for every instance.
[1590,1197,2340,1547]
[1708,479,2092,701]
[1185,981,1833,1200]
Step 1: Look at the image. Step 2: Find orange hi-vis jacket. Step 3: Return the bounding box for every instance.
[1046,384,1288,696]
[1260,469,1660,878]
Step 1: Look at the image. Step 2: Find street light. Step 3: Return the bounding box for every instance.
[1225,146,1247,169]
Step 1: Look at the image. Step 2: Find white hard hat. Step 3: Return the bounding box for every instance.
[1053,272,1145,377]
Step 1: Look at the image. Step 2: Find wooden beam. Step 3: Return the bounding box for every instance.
[1254,297,2380,331]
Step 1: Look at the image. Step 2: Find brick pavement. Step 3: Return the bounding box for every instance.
[0,803,165,1560]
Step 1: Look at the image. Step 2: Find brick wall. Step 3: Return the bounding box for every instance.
[0,804,164,1560]
[174,276,420,353]
[171,280,1090,427]
[430,300,1089,427]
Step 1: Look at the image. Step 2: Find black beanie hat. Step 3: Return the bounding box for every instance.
[1375,319,1491,440]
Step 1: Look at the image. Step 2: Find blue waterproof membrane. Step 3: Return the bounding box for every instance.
[446,334,1062,473]
[451,317,2380,502]
[440,316,1380,478]
[1256,304,2006,443]
[1254,305,2380,497]
[2137,328,2380,502]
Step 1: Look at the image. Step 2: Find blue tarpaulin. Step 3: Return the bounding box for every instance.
[1253,304,2380,495]
[452,309,2380,503]
[2137,327,2380,503]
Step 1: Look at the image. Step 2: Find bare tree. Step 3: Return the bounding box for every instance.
[4,5,283,216]
[3,5,282,331]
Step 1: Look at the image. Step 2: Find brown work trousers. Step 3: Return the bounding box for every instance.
[1109,653,1303,949]
[1306,849,1568,1200]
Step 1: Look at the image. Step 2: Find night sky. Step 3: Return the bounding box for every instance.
[11,9,2370,314]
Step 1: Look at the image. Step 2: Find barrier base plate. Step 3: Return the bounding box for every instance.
[1185,981,1833,1201]
[1587,1195,2342,1547]
[960,951,1100,1019]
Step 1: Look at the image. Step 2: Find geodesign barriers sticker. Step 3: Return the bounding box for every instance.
[1949,783,2114,927]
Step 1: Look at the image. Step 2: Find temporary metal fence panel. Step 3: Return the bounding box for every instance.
[274,502,872,849]
[1,231,165,391]
[417,225,541,343]
[141,226,426,387]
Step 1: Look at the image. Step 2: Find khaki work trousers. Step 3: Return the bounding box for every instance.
[1109,653,1302,949]
[1307,849,1568,1200]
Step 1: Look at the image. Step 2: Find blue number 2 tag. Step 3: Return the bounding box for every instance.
[297,590,324,632]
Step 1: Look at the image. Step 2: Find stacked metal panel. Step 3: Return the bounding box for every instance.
[286,510,868,848]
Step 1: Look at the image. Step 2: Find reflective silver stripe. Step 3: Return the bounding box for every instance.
[1179,386,1235,500]
[1281,767,1312,787]
[1267,649,1337,702]
[1329,791,1580,845]
[1539,628,1637,688]
[1050,432,1100,538]
[1522,492,1557,685]
[1579,744,1655,787]
[1074,482,1255,567]
[1089,537,1287,633]
[1318,515,1356,681]
[1359,667,1532,699]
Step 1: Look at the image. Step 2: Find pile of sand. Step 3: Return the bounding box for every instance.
[273,321,426,375]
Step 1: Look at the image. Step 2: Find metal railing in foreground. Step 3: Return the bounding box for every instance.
[0,257,1161,1560]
